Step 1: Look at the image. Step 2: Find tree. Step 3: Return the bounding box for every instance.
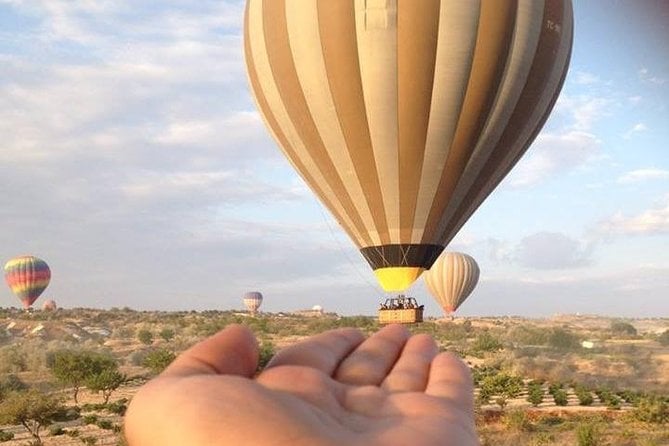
[610,320,637,336]
[142,349,176,375]
[527,384,544,407]
[86,369,126,404]
[548,328,579,350]
[137,329,154,345]
[0,389,65,444]
[49,350,117,404]
[553,389,568,406]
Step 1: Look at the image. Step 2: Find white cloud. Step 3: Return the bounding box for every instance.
[515,232,592,270]
[623,122,648,139]
[573,71,600,85]
[506,131,600,187]
[554,94,613,131]
[598,197,669,236]
[617,168,669,184]
[628,95,643,105]
[639,67,667,85]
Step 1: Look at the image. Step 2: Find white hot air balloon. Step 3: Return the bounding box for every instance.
[243,291,263,315]
[424,252,479,316]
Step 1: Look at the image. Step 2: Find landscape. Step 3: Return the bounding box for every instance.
[0,307,667,445]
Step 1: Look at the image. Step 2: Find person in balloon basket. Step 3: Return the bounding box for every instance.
[125,324,478,445]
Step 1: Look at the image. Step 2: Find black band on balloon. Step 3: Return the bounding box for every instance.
[360,244,444,270]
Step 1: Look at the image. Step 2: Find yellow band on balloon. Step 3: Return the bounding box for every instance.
[373,267,425,292]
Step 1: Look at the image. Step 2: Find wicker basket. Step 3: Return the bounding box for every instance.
[378,296,424,324]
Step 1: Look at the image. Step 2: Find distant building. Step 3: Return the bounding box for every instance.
[581,340,595,349]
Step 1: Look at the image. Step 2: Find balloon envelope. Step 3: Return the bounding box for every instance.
[424,252,479,315]
[243,291,263,313]
[4,255,51,309]
[245,0,573,291]
[42,299,58,311]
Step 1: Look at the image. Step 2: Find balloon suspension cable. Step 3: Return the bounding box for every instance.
[317,204,382,296]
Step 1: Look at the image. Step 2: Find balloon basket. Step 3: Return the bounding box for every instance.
[378,296,424,325]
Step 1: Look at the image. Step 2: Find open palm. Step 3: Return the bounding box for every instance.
[125,324,478,446]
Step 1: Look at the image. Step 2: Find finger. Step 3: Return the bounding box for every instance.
[162,324,258,378]
[425,352,474,413]
[381,334,438,392]
[334,324,410,386]
[266,328,365,375]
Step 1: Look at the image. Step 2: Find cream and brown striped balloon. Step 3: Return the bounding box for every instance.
[424,251,480,315]
[244,0,573,291]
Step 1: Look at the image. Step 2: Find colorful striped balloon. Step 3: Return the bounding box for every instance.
[4,255,51,309]
[243,291,263,314]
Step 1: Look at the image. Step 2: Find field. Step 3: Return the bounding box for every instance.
[0,308,667,445]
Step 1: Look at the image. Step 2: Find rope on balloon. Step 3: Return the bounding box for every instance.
[316,204,383,296]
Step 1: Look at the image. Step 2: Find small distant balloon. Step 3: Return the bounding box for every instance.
[42,299,57,311]
[243,291,263,314]
[4,255,51,309]
[424,252,479,316]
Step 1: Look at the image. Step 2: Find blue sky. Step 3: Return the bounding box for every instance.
[0,1,667,317]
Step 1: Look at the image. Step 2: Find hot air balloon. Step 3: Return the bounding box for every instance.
[244,0,573,292]
[42,299,58,311]
[243,291,263,315]
[424,251,479,316]
[4,255,51,309]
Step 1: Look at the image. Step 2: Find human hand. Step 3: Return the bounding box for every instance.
[125,324,477,446]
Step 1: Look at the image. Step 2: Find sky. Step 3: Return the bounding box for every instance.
[0,0,667,318]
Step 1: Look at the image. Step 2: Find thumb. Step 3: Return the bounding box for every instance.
[162,324,259,378]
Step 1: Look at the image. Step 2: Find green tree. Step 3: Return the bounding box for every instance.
[527,384,544,407]
[142,349,176,375]
[86,369,126,404]
[553,389,568,406]
[49,350,116,404]
[137,329,154,345]
[610,320,637,336]
[548,328,579,350]
[0,389,65,444]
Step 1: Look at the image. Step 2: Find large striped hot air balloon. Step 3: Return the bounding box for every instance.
[243,291,263,315]
[244,0,573,292]
[4,255,51,309]
[424,251,479,315]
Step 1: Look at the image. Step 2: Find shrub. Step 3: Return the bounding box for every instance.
[553,389,568,406]
[0,430,14,442]
[142,348,176,375]
[49,425,65,436]
[548,328,579,350]
[575,387,594,406]
[137,329,154,345]
[480,373,523,400]
[576,422,602,446]
[82,414,98,425]
[527,384,544,407]
[258,341,275,370]
[633,396,669,424]
[658,330,669,346]
[96,419,113,430]
[472,332,502,352]
[159,328,175,342]
[504,409,532,432]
